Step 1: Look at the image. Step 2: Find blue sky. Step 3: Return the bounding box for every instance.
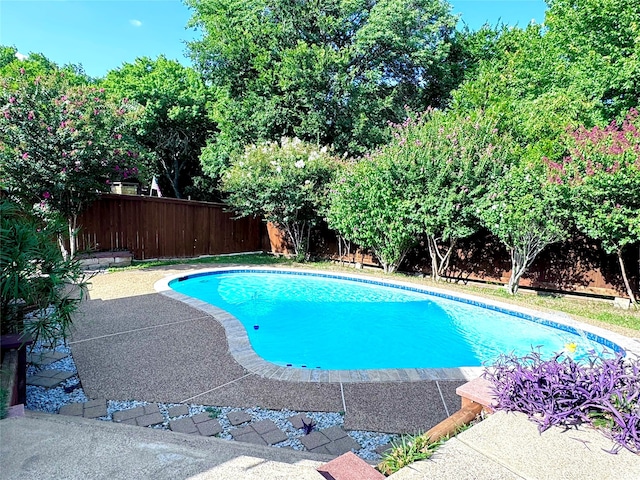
[0,0,548,79]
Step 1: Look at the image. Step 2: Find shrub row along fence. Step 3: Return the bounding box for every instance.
[267,224,639,299]
[79,194,638,298]
[77,194,268,260]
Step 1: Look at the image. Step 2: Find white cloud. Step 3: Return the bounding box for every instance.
[15,52,28,61]
[129,19,142,27]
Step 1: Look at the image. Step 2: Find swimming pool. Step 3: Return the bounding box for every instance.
[165,269,623,373]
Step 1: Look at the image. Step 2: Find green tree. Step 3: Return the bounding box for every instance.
[186,0,459,175]
[327,149,420,273]
[0,69,142,257]
[544,0,640,121]
[554,109,640,305]
[392,108,514,279]
[478,160,571,294]
[102,56,217,199]
[222,138,338,260]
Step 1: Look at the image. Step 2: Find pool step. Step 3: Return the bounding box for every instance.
[317,451,385,480]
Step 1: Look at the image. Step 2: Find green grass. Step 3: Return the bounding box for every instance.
[110,253,639,332]
[108,253,296,271]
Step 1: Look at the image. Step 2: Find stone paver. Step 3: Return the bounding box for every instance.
[142,403,160,415]
[113,406,145,423]
[261,428,288,446]
[230,425,254,439]
[325,436,361,456]
[309,445,331,455]
[170,417,198,434]
[58,399,107,419]
[27,351,68,366]
[288,414,312,429]
[233,431,267,446]
[136,412,164,427]
[27,369,75,388]
[197,419,222,437]
[227,411,252,425]
[375,443,393,456]
[84,405,108,419]
[192,412,213,424]
[58,403,83,417]
[251,419,278,435]
[167,405,190,417]
[299,431,331,450]
[321,426,348,441]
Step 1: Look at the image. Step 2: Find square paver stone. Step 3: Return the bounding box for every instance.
[326,436,361,456]
[233,431,267,446]
[288,414,312,430]
[309,445,331,455]
[59,403,84,416]
[27,370,75,388]
[321,426,348,441]
[197,419,222,437]
[230,426,255,439]
[27,351,68,365]
[299,431,330,451]
[251,419,278,435]
[143,404,160,415]
[227,411,252,425]
[375,444,393,456]
[136,412,164,427]
[192,412,214,424]
[83,398,107,409]
[113,406,145,423]
[170,417,198,434]
[261,428,288,446]
[168,405,190,418]
[84,404,108,419]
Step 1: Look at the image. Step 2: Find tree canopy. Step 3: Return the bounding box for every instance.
[186,0,461,176]
[0,68,142,257]
[102,56,217,199]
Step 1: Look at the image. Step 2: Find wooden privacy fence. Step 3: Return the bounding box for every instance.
[77,194,267,260]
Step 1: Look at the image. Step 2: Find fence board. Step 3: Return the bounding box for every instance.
[77,194,265,260]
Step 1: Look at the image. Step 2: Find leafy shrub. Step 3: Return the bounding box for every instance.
[485,350,640,454]
[222,138,338,261]
[0,199,88,345]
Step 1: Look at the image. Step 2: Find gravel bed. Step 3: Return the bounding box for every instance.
[25,340,397,461]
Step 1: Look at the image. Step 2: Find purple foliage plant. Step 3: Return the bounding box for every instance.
[484,349,640,454]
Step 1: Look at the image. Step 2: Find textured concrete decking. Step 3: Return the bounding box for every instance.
[0,411,331,480]
[387,411,640,480]
[68,267,464,434]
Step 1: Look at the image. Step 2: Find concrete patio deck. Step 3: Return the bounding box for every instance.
[68,266,464,434]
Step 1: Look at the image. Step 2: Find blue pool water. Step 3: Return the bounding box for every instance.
[169,271,618,370]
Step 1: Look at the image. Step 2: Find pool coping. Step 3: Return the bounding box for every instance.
[154,266,640,383]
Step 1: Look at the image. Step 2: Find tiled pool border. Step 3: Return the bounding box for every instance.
[154,267,640,383]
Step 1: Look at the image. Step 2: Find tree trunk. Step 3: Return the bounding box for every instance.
[507,249,529,295]
[283,221,309,261]
[58,234,69,261]
[427,236,441,281]
[66,214,78,258]
[617,249,638,307]
[427,235,456,281]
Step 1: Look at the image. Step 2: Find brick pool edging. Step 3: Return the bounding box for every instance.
[154,267,640,383]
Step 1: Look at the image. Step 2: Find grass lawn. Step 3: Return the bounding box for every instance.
[112,253,640,336]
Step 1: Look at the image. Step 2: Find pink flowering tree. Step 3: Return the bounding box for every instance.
[551,109,640,306]
[0,69,143,258]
